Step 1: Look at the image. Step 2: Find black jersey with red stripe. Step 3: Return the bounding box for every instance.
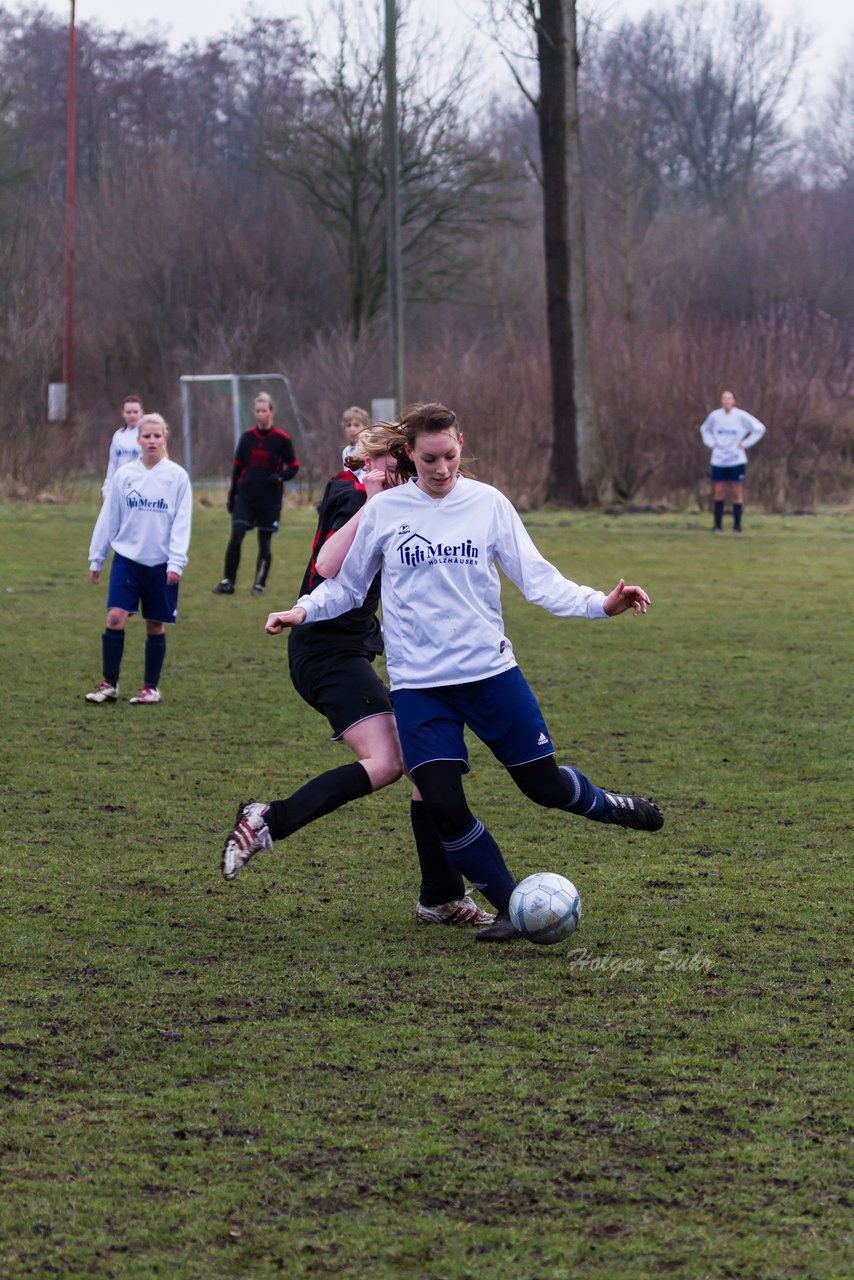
[231,426,299,501]
[288,470,382,659]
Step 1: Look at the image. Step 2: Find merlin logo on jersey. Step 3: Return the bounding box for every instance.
[397,532,479,567]
[126,490,169,512]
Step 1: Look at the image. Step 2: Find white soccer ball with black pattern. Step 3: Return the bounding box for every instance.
[509,872,581,945]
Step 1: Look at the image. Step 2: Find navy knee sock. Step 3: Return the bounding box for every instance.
[733,502,743,531]
[440,817,516,911]
[411,800,466,907]
[713,500,724,530]
[265,762,372,841]
[559,764,612,821]
[102,628,125,685]
[144,634,166,689]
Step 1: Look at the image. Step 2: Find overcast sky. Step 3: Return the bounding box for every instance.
[36,0,853,117]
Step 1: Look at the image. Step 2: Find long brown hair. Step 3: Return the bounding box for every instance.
[393,402,469,483]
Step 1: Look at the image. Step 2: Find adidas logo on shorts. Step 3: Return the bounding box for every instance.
[537,732,549,746]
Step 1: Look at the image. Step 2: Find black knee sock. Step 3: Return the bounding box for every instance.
[733,502,743,531]
[713,500,724,530]
[265,762,373,841]
[254,554,271,588]
[411,800,466,907]
[224,527,245,583]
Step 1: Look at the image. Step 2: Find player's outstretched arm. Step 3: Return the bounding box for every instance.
[265,606,307,634]
[603,579,651,617]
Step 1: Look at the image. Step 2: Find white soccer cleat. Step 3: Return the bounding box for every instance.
[221,801,273,880]
[129,686,161,704]
[415,896,495,926]
[85,682,119,703]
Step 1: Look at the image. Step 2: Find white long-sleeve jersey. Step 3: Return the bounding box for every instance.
[89,458,192,576]
[297,476,608,690]
[102,426,142,495]
[700,407,766,467]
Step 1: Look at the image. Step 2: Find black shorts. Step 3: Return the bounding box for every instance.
[289,650,393,740]
[232,491,281,532]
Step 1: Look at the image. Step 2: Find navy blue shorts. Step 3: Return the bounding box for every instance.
[289,650,393,740]
[391,666,554,774]
[711,464,746,483]
[107,552,179,623]
[232,492,281,532]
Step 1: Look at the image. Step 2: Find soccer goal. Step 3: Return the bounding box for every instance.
[178,373,315,484]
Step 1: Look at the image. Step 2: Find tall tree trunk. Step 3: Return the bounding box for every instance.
[536,0,580,504]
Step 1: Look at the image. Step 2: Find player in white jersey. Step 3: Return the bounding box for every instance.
[86,414,192,705]
[264,403,663,942]
[102,395,144,496]
[340,404,370,477]
[699,390,766,532]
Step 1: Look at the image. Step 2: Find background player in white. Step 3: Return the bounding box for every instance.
[263,402,663,942]
[340,405,370,476]
[102,394,143,496]
[700,390,766,533]
[86,413,192,705]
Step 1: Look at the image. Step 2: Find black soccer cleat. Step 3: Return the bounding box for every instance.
[476,908,522,943]
[601,792,664,831]
[212,578,235,594]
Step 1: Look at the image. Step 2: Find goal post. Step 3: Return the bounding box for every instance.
[178,372,315,483]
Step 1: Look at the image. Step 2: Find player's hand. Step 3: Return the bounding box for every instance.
[166,571,181,585]
[265,607,306,634]
[362,466,387,499]
[603,579,650,617]
[89,570,100,585]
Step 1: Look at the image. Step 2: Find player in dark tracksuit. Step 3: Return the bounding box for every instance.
[212,392,299,596]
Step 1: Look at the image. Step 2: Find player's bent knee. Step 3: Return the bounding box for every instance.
[362,756,404,791]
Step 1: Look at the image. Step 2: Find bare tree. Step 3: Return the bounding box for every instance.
[614,0,810,211]
[265,1,512,342]
[805,37,854,190]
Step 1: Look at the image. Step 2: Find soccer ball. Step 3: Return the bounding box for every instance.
[509,872,581,945]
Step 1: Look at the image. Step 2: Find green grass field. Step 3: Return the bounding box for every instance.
[1,499,850,1279]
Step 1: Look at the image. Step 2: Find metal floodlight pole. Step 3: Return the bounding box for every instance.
[63,0,77,407]
[384,0,405,411]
